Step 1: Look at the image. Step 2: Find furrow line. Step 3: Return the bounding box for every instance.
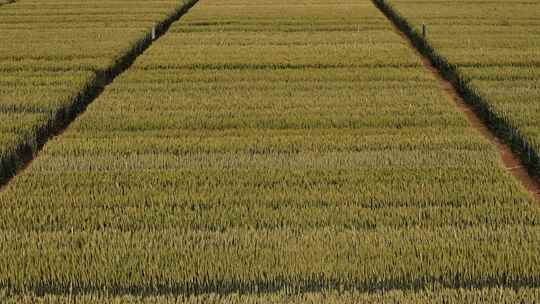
[4,279,540,298]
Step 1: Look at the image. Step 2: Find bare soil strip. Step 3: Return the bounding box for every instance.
[372,0,540,202]
[0,0,199,192]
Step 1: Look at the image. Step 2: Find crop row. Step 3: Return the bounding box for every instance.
[0,0,538,300]
[2,288,540,303]
[376,0,540,175]
[0,0,196,182]
[1,227,540,293]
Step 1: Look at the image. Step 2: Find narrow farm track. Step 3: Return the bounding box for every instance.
[0,0,199,191]
[372,0,540,201]
[370,0,540,202]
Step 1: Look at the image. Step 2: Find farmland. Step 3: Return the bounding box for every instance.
[0,0,196,182]
[376,0,540,175]
[1,0,540,302]
[3,288,540,303]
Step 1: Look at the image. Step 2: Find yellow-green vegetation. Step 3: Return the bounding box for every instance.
[0,0,195,182]
[1,0,539,302]
[2,288,540,303]
[376,0,540,174]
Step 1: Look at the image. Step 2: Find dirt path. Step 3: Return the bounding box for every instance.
[372,0,540,202]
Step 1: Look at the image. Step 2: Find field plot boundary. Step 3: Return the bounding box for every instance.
[0,0,199,191]
[372,0,540,202]
[5,275,540,298]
